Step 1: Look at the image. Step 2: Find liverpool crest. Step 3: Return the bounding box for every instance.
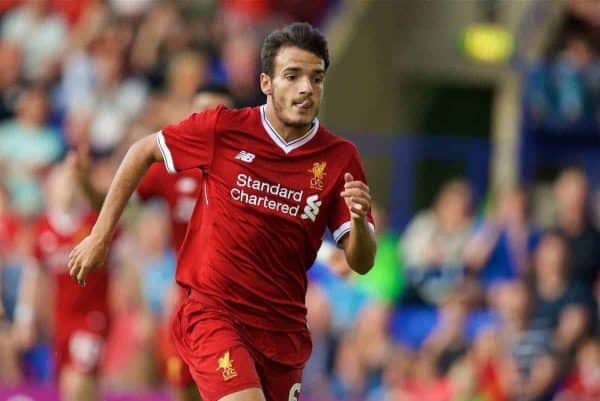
[308,161,327,191]
[216,351,237,381]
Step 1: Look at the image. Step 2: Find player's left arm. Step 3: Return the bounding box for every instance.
[339,172,376,275]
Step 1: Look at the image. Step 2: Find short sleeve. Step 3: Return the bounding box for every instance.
[156,106,222,174]
[327,147,375,245]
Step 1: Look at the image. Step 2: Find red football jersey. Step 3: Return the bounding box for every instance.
[158,105,374,331]
[136,163,202,251]
[34,212,110,335]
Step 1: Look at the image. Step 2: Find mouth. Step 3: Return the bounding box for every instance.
[293,99,313,111]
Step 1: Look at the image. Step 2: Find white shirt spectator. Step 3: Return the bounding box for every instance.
[2,5,67,81]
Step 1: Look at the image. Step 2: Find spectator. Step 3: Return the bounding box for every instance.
[353,302,393,387]
[192,82,235,112]
[0,41,24,121]
[555,337,600,401]
[354,202,405,304]
[0,85,62,216]
[65,24,146,154]
[464,186,539,288]
[330,333,378,400]
[554,167,600,295]
[553,32,596,126]
[447,358,487,401]
[303,283,334,397]
[59,2,109,115]
[222,34,265,107]
[402,179,473,306]
[391,349,453,401]
[423,290,471,375]
[1,0,67,82]
[0,182,20,254]
[271,0,333,26]
[129,1,187,79]
[142,50,208,133]
[491,281,560,401]
[109,0,156,19]
[52,0,100,28]
[466,328,508,401]
[63,106,93,151]
[594,274,600,335]
[0,223,40,384]
[524,30,600,135]
[530,233,592,352]
[308,246,370,335]
[134,203,176,323]
[370,346,413,401]
[101,258,155,391]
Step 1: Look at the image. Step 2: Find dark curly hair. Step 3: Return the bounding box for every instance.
[261,22,330,77]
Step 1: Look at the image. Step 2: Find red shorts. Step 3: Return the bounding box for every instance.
[55,329,106,376]
[171,292,311,401]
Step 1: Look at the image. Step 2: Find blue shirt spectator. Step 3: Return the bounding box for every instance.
[0,87,62,216]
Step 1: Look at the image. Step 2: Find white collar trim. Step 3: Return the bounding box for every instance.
[260,105,319,154]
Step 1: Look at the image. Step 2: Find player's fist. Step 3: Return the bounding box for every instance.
[68,235,109,286]
[340,172,371,220]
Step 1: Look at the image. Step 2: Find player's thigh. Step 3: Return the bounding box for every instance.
[186,340,263,401]
[258,362,303,401]
[174,309,264,401]
[217,388,266,401]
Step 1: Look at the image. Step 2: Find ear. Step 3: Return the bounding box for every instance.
[260,72,272,96]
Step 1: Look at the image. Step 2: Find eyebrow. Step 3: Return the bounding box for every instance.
[282,67,325,75]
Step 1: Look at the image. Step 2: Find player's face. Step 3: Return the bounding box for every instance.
[261,46,325,128]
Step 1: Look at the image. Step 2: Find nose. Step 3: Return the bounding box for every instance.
[299,76,313,96]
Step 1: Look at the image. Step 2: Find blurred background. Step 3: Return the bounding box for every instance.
[0,0,600,400]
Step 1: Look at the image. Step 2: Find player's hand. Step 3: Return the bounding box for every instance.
[68,235,109,286]
[340,173,371,220]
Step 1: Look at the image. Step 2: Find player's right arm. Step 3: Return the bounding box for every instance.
[69,107,220,284]
[68,134,163,284]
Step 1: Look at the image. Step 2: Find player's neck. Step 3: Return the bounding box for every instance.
[264,103,312,143]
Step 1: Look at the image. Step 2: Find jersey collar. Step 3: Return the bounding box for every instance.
[260,105,320,154]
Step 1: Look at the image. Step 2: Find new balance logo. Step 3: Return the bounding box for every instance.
[301,194,321,222]
[235,151,255,163]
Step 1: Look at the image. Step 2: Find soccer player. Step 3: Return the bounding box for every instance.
[192,83,235,114]
[74,85,234,401]
[33,162,113,401]
[68,22,376,401]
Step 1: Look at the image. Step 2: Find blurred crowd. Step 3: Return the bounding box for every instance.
[0,1,599,401]
[306,168,600,401]
[525,0,600,137]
